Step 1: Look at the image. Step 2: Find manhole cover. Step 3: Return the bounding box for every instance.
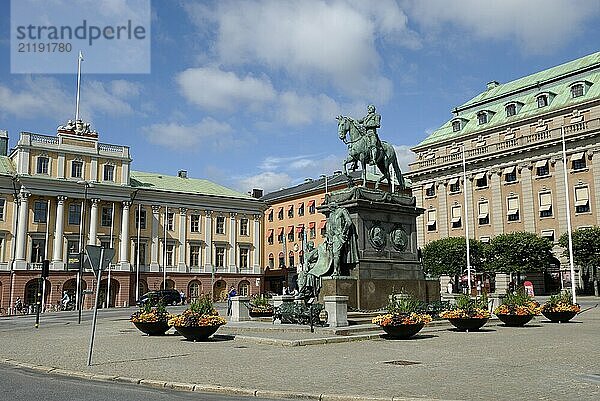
[384,360,421,366]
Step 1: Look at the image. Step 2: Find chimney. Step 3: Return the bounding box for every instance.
[0,130,7,156]
[486,81,500,90]
[251,188,263,198]
[177,170,188,178]
[304,178,313,183]
[333,170,342,176]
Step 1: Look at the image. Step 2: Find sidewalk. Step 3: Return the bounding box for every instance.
[0,301,599,401]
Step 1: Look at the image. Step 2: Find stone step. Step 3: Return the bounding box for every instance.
[328,323,384,336]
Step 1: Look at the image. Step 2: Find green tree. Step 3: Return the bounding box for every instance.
[485,232,553,278]
[422,237,485,278]
[559,226,600,296]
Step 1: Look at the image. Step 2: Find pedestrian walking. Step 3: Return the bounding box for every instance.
[227,286,237,316]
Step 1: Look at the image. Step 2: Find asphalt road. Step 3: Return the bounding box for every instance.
[0,364,275,401]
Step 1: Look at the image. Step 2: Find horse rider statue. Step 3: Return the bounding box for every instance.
[357,104,382,165]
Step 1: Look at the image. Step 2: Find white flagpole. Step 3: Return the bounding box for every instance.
[42,199,51,312]
[163,206,167,289]
[75,51,84,121]
[462,146,472,294]
[107,202,115,307]
[135,204,141,301]
[561,127,577,304]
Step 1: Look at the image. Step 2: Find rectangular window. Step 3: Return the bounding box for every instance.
[448,178,460,193]
[135,208,147,229]
[297,225,304,241]
[571,84,584,98]
[239,218,249,236]
[575,187,590,213]
[539,192,553,218]
[215,246,225,267]
[190,245,200,267]
[216,216,225,234]
[268,229,274,245]
[507,197,520,221]
[308,200,316,214]
[68,204,81,225]
[541,230,555,243]
[268,209,273,222]
[537,95,548,108]
[288,252,294,267]
[134,242,146,266]
[103,165,115,181]
[503,166,517,183]
[506,104,516,117]
[427,209,436,232]
[101,206,113,227]
[30,239,46,263]
[0,198,5,220]
[167,212,174,231]
[478,202,489,225]
[277,207,284,220]
[166,244,174,266]
[190,215,200,232]
[571,152,586,170]
[535,160,549,176]
[37,156,49,174]
[474,173,487,188]
[425,183,435,197]
[287,205,294,218]
[287,226,294,243]
[277,228,284,243]
[451,205,461,228]
[71,160,83,178]
[34,200,47,223]
[239,248,249,269]
[309,225,316,239]
[298,203,304,216]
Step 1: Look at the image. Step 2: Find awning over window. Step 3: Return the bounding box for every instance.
[278,207,283,213]
[298,202,304,208]
[535,160,548,168]
[308,200,315,207]
[296,224,304,233]
[448,177,459,186]
[507,197,519,215]
[424,182,435,190]
[570,152,585,161]
[474,172,486,180]
[503,166,515,175]
[539,192,552,211]
[427,210,436,223]
[319,220,327,229]
[288,205,294,212]
[287,225,294,234]
[575,187,589,206]
[478,202,489,218]
[277,227,284,235]
[451,206,461,223]
[267,229,274,236]
[308,222,316,229]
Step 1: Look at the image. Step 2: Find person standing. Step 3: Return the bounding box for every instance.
[226,286,237,316]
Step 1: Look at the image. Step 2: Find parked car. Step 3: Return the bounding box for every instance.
[136,289,182,306]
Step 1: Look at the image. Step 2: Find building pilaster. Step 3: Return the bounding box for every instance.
[437,182,448,237]
[204,210,212,273]
[150,205,160,270]
[490,170,504,236]
[88,198,100,245]
[178,207,187,272]
[415,185,425,248]
[15,189,31,267]
[229,212,237,272]
[253,214,261,273]
[552,157,568,235]
[520,164,536,233]
[119,201,131,268]
[52,195,67,267]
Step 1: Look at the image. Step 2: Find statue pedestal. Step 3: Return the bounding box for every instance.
[318,187,439,310]
[324,296,348,327]
[231,296,250,322]
[272,295,295,308]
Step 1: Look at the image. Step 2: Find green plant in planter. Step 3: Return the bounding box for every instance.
[250,294,273,311]
[440,294,490,319]
[130,298,170,323]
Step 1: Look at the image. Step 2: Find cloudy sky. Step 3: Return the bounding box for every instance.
[1,0,599,194]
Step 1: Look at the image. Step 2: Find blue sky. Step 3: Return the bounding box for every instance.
[1,0,599,194]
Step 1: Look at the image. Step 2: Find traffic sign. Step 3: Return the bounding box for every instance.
[84,245,115,274]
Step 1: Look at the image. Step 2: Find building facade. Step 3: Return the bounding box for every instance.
[407,52,600,294]
[0,121,266,313]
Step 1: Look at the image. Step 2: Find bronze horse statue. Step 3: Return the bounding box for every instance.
[337,115,405,191]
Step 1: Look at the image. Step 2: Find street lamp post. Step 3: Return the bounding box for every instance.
[560,127,578,304]
[76,180,93,324]
[461,146,472,294]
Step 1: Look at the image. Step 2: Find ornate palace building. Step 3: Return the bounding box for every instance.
[407,52,600,294]
[0,122,266,312]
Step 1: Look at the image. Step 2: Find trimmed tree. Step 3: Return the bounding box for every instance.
[559,226,600,296]
[422,237,485,289]
[484,232,553,281]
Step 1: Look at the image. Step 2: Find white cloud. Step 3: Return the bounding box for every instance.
[391,144,416,172]
[176,67,276,112]
[278,92,341,125]
[142,118,235,151]
[405,0,600,54]
[80,80,138,117]
[236,171,293,194]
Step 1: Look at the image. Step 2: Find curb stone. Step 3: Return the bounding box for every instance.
[193,384,257,396]
[114,376,141,384]
[139,379,167,388]
[254,389,321,400]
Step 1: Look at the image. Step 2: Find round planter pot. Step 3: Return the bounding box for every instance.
[496,314,534,327]
[132,321,170,336]
[175,325,221,341]
[447,318,488,331]
[542,310,577,323]
[249,310,274,318]
[381,323,425,339]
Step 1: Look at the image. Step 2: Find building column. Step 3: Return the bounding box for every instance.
[229,212,237,272]
[465,176,475,239]
[520,163,536,233]
[253,214,261,273]
[437,182,448,237]
[591,150,600,225]
[178,207,187,271]
[15,189,31,266]
[119,201,131,267]
[150,205,160,271]
[490,170,504,236]
[552,157,568,235]
[88,198,100,245]
[204,211,212,272]
[52,196,67,265]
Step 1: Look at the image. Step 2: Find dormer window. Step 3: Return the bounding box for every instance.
[571,83,584,98]
[477,112,488,125]
[452,120,461,132]
[505,104,516,117]
[537,94,548,108]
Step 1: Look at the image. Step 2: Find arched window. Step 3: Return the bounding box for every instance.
[278,252,285,268]
[268,253,274,268]
[288,251,295,268]
[238,280,250,296]
[188,280,202,302]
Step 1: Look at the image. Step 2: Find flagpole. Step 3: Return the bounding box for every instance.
[561,127,577,304]
[135,204,141,301]
[107,202,115,307]
[462,146,472,294]
[163,206,167,289]
[75,51,83,121]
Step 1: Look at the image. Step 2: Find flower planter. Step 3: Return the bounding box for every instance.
[542,310,577,323]
[447,317,488,331]
[381,323,425,339]
[175,325,221,341]
[132,321,170,336]
[249,310,274,318]
[496,314,534,327]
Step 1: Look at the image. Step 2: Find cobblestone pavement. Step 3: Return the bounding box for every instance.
[0,298,598,401]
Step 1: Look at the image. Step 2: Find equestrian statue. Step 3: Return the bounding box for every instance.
[337,104,405,192]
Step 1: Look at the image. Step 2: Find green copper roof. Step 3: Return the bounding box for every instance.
[0,156,15,175]
[416,52,600,148]
[130,171,254,200]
